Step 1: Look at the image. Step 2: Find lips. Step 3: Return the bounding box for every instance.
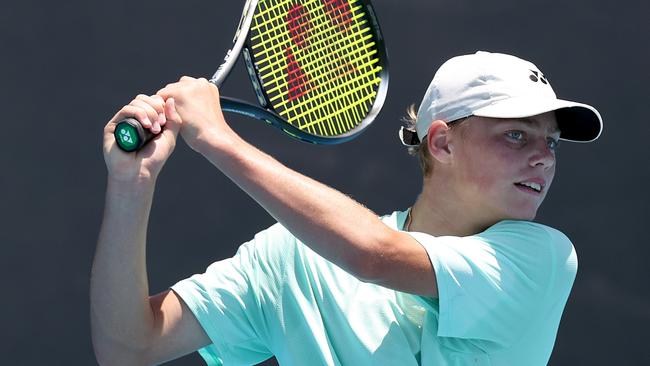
[515,182,542,192]
[514,178,546,194]
[515,183,542,195]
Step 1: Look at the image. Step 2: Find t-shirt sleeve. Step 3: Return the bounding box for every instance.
[408,220,577,351]
[171,223,294,365]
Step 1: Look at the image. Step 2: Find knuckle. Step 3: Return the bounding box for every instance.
[150,96,164,110]
[135,110,147,120]
[119,106,135,118]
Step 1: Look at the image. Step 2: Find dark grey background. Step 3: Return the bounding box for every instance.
[2,0,648,364]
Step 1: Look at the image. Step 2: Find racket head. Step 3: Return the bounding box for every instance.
[242,0,389,144]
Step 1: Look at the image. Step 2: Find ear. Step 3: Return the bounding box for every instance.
[425,120,453,164]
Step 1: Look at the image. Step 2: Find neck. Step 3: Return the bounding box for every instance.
[408,176,497,237]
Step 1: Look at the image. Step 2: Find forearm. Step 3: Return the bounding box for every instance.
[90,179,157,361]
[196,130,393,279]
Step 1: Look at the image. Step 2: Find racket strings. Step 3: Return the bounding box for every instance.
[252,0,374,130]
[265,40,378,104]
[249,0,382,137]
[295,18,376,135]
[255,24,372,85]
[322,9,379,135]
[258,29,375,91]
[252,4,372,87]
[251,3,363,58]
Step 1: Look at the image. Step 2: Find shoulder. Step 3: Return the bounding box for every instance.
[477,220,578,278]
[241,222,300,267]
[477,220,573,250]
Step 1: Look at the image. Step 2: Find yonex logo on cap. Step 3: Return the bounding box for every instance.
[529,70,548,84]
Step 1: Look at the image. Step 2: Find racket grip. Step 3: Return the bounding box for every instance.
[113,118,155,152]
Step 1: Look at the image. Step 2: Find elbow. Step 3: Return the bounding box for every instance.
[93,346,149,366]
[92,332,151,366]
[90,303,157,365]
[93,346,120,366]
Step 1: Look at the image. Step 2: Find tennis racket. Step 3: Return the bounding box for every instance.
[114,0,389,152]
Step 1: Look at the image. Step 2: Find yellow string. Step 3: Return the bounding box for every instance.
[249,0,381,136]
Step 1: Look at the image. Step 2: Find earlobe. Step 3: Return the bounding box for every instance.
[426,120,453,164]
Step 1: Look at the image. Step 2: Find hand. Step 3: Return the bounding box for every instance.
[157,76,234,153]
[102,94,182,184]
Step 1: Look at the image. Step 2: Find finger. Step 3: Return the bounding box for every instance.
[157,110,167,129]
[157,78,184,96]
[164,98,181,122]
[180,75,196,82]
[157,98,182,149]
[163,98,182,134]
[156,85,176,100]
[151,94,165,105]
[129,99,159,123]
[108,105,154,131]
[129,99,161,133]
[135,94,165,115]
[151,95,167,128]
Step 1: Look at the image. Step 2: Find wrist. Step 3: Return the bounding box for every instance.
[106,176,156,199]
[194,126,242,158]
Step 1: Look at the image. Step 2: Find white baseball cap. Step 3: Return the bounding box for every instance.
[400,51,603,145]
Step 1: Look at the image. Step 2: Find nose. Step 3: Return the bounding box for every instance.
[529,138,556,169]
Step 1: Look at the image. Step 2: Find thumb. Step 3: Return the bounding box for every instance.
[162,98,182,136]
[154,97,182,151]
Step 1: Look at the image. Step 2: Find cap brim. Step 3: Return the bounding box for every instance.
[472,97,603,142]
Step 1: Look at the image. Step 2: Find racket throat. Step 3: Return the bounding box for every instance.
[242,47,268,108]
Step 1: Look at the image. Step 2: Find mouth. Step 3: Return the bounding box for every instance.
[514,181,544,195]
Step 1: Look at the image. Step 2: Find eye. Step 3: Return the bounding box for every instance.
[547,138,560,151]
[505,130,525,141]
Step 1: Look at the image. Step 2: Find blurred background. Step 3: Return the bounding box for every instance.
[2,0,648,364]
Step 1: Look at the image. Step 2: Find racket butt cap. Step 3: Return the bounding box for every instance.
[114,118,153,152]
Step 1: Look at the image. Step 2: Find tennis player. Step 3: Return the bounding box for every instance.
[92,51,602,365]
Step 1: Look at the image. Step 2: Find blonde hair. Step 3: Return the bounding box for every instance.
[402,105,432,176]
[402,105,470,177]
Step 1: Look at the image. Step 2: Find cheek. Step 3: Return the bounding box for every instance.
[458,143,515,192]
[471,162,506,192]
[544,164,557,191]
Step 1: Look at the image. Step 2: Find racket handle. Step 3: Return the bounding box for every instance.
[113,118,155,152]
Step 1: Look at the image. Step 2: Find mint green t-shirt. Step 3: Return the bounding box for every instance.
[171,210,577,365]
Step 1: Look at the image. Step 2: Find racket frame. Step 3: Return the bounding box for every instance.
[211,0,389,144]
[114,0,388,151]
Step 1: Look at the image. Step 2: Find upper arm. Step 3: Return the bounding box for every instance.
[143,289,211,365]
[363,230,439,298]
